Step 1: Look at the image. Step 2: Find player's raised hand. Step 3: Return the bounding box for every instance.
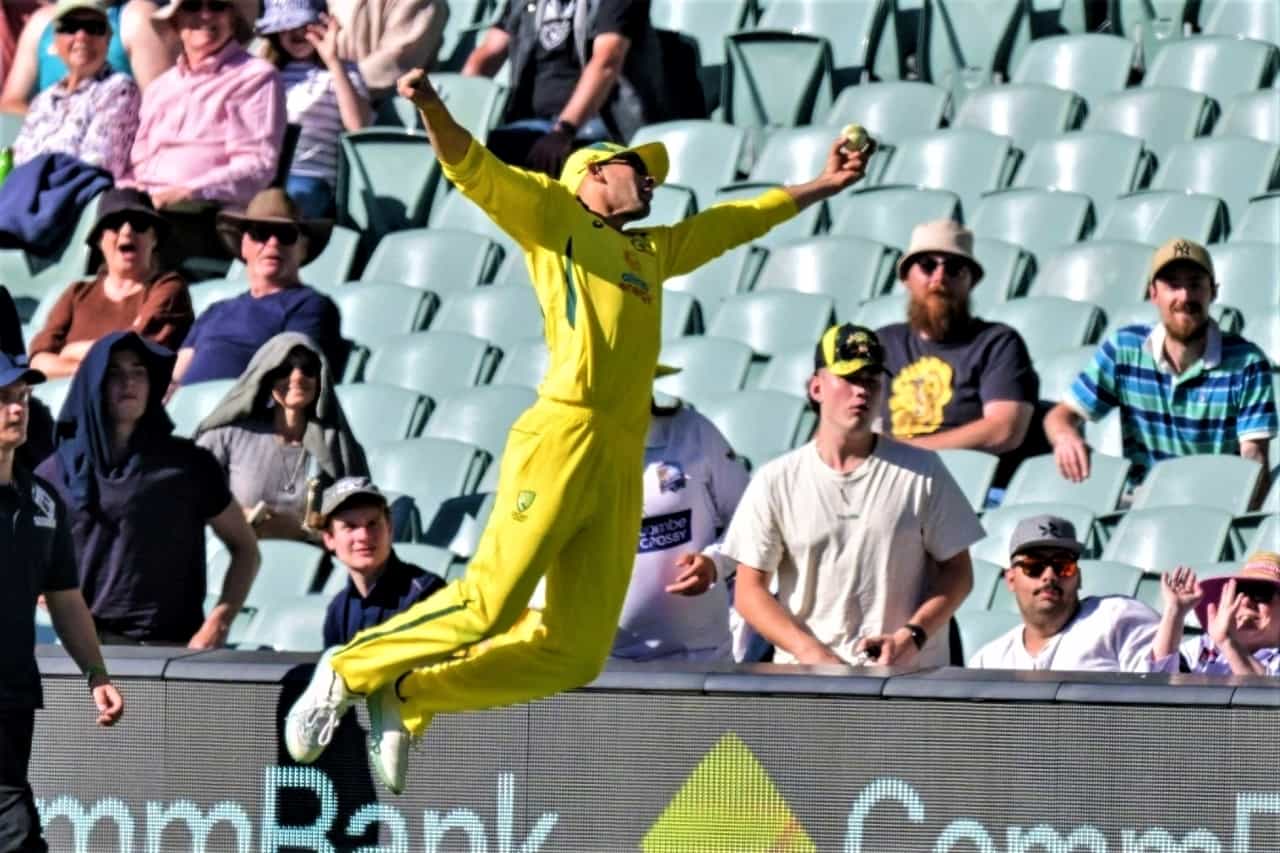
[397,68,439,110]
[820,135,877,192]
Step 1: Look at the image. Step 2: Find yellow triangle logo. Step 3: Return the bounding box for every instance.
[642,732,817,852]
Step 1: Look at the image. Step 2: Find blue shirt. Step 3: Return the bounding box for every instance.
[323,553,445,646]
[180,286,345,385]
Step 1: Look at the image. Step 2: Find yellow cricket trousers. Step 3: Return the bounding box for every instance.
[330,397,644,735]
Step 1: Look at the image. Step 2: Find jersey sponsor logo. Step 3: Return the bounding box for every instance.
[513,490,537,521]
[888,355,954,438]
[655,461,687,493]
[619,272,652,304]
[623,250,643,272]
[537,0,575,51]
[637,509,692,553]
[31,483,56,529]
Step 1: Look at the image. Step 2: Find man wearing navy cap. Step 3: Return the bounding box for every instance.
[0,352,123,850]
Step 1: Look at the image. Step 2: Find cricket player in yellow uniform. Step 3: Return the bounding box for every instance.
[285,68,875,794]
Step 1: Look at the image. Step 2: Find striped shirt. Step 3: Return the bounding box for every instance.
[1066,320,1277,477]
[280,60,369,182]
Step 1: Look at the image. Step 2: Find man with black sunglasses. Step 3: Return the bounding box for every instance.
[968,514,1174,672]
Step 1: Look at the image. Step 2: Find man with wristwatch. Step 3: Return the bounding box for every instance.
[0,351,123,851]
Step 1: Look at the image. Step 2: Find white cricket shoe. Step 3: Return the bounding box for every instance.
[284,648,355,764]
[367,682,411,795]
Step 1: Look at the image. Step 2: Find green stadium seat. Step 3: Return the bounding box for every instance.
[1209,243,1280,315]
[244,541,327,608]
[753,236,900,308]
[1252,515,1280,553]
[1012,132,1151,223]
[651,0,754,105]
[721,31,835,128]
[746,125,845,186]
[330,282,435,349]
[663,245,760,311]
[971,502,1098,564]
[433,0,499,71]
[431,285,541,341]
[1026,241,1152,316]
[961,558,1005,612]
[1246,306,1279,366]
[753,0,902,77]
[1083,87,1216,165]
[0,193,101,312]
[956,609,1021,661]
[852,291,907,331]
[362,330,497,398]
[937,448,999,511]
[823,82,950,145]
[917,0,1032,95]
[1003,452,1132,513]
[1084,408,1124,458]
[1143,36,1280,108]
[426,73,507,140]
[227,225,362,290]
[1057,0,1191,67]
[663,289,701,339]
[1032,346,1094,408]
[423,384,537,461]
[1216,91,1280,144]
[420,491,496,558]
[984,297,1102,362]
[1078,560,1144,598]
[429,186,522,259]
[876,129,1019,219]
[1102,506,1235,572]
[1010,34,1135,104]
[335,383,430,442]
[655,336,754,400]
[692,390,809,469]
[753,349,814,396]
[712,184,825,248]
[829,187,962,250]
[707,291,835,356]
[1130,454,1264,515]
[629,121,748,208]
[362,229,504,292]
[0,112,21,149]
[1095,190,1227,245]
[367,436,490,514]
[952,84,1086,153]
[969,237,1031,310]
[30,377,70,420]
[490,336,548,389]
[1231,192,1280,243]
[336,129,440,247]
[167,379,235,437]
[240,595,327,651]
[1151,137,1280,228]
[969,188,1094,264]
[631,185,697,229]
[1200,0,1280,46]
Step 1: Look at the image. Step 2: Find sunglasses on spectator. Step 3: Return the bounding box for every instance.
[1236,581,1278,605]
[245,223,301,245]
[915,255,969,278]
[1012,557,1079,579]
[100,214,155,233]
[178,0,232,14]
[55,16,108,35]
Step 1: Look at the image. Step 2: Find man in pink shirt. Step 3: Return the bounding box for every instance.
[123,0,284,259]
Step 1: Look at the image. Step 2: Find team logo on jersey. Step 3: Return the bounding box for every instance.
[637,509,692,553]
[655,461,687,493]
[512,490,537,521]
[629,234,655,255]
[31,483,56,529]
[888,355,953,438]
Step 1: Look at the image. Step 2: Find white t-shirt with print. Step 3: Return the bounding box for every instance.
[720,437,984,667]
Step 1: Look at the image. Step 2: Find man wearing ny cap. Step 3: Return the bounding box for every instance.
[319,477,447,647]
[877,219,1040,482]
[723,324,984,668]
[0,352,123,851]
[1045,237,1276,491]
[284,67,874,794]
[968,514,1173,672]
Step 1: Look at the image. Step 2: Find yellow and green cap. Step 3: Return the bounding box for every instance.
[814,323,889,378]
[559,141,669,194]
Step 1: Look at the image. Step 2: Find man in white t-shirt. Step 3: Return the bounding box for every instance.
[722,323,984,668]
[611,396,750,662]
[968,514,1176,672]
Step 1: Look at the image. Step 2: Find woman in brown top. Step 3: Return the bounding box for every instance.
[28,187,193,378]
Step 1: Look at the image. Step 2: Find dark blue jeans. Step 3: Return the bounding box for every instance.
[285,174,335,219]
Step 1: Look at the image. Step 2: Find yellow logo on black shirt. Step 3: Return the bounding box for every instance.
[889,356,954,437]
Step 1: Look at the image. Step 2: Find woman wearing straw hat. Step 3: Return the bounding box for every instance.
[1153,553,1280,675]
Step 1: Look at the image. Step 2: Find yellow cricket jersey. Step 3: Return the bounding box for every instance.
[441,141,799,428]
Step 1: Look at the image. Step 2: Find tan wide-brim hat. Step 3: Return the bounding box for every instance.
[215,188,333,264]
[896,219,985,284]
[153,0,259,33]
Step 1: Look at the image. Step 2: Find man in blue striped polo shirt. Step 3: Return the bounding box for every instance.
[1044,237,1276,494]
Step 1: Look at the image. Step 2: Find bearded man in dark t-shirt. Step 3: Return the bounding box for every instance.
[875,220,1042,487]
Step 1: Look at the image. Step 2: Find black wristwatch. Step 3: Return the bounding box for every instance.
[904,623,927,650]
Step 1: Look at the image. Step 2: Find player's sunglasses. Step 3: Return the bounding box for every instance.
[99,214,155,233]
[245,223,301,245]
[1236,581,1279,604]
[56,16,108,35]
[915,255,969,278]
[605,153,649,178]
[1013,557,1079,579]
[178,0,232,14]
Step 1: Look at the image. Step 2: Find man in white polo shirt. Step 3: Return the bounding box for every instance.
[968,513,1176,672]
[723,323,983,667]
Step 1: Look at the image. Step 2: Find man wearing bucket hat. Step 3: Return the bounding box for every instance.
[171,188,344,386]
[0,351,123,850]
[1152,555,1280,676]
[283,67,874,794]
[877,220,1039,482]
[969,514,1174,672]
[1045,237,1276,490]
[725,323,983,669]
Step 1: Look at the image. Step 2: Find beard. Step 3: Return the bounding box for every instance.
[1164,304,1208,343]
[908,289,971,342]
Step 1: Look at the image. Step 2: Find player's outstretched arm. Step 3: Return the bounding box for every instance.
[397,69,474,167]
[783,136,876,211]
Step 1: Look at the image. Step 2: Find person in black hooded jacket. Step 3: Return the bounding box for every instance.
[36,331,260,647]
[0,285,55,470]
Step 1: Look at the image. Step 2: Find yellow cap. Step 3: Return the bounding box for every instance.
[815,324,889,378]
[559,141,670,194]
[1149,237,1214,282]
